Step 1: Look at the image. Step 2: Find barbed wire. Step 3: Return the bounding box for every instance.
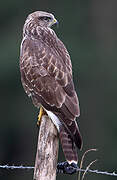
[0,164,117,177]
[0,165,34,170]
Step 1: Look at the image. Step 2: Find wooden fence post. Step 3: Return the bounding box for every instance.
[33,115,59,180]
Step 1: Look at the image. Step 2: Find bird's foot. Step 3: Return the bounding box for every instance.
[57,161,78,174]
[37,106,46,126]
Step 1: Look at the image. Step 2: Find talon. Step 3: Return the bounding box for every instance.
[37,106,46,126]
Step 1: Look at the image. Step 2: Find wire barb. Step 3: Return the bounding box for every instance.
[0,164,117,177]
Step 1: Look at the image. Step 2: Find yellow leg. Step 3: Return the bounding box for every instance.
[37,106,45,126]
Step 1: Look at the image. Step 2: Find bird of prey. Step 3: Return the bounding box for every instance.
[20,11,82,170]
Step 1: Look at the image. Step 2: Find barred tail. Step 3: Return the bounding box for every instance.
[59,127,78,164]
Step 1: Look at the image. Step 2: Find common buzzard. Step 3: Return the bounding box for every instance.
[20,11,82,167]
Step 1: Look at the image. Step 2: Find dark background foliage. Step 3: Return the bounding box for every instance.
[0,0,117,180]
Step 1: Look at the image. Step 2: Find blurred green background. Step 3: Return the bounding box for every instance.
[0,0,117,180]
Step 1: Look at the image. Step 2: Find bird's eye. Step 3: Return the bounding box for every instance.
[39,16,51,22]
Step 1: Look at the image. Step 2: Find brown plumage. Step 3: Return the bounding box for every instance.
[20,11,82,164]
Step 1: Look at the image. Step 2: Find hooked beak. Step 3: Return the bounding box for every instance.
[49,18,58,27]
[53,18,58,25]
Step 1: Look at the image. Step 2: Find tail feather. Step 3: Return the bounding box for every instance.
[70,121,82,150]
[73,123,82,150]
[59,126,78,163]
[59,115,82,150]
[54,111,82,150]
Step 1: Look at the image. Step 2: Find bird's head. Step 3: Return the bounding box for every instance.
[24,11,58,29]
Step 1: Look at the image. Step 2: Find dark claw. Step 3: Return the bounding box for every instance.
[57,161,78,175]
